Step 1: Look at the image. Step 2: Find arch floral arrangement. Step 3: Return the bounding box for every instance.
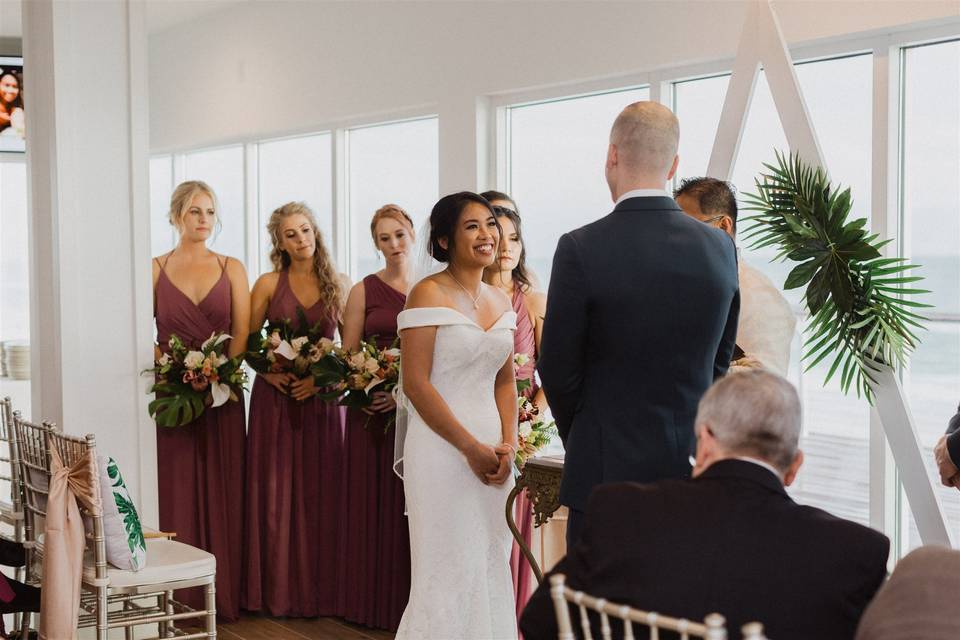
[742,151,930,400]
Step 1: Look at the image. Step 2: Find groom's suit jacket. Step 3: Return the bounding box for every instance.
[539,195,739,512]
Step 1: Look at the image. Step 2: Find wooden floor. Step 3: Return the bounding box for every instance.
[218,615,395,640]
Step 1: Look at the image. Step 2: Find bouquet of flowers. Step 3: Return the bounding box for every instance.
[313,339,401,430]
[246,308,338,379]
[145,332,248,427]
[513,353,556,468]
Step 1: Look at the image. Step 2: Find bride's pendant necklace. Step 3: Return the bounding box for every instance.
[447,268,482,309]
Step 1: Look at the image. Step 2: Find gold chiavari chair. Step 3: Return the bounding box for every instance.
[14,414,218,639]
[0,397,26,630]
[549,574,768,640]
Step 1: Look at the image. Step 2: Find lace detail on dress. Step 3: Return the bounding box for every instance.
[395,307,519,640]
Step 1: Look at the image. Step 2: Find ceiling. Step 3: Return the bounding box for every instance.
[0,0,249,39]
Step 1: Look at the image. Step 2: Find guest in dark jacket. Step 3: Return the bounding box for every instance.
[521,370,890,640]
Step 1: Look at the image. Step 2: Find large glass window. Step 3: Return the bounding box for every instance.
[347,118,438,279]
[901,39,960,549]
[671,55,874,524]
[150,155,175,257]
[0,158,31,416]
[505,87,649,290]
[183,145,248,266]
[257,134,333,276]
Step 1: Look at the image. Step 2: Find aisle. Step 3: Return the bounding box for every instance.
[219,615,395,640]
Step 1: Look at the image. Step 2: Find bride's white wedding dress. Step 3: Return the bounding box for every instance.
[396,306,519,640]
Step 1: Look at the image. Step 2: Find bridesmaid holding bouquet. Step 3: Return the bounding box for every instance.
[152,180,251,622]
[482,192,548,620]
[242,202,350,617]
[336,204,415,631]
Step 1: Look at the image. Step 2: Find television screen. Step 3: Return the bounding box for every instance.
[0,57,24,153]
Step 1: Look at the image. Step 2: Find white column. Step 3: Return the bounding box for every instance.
[438,93,490,195]
[22,0,157,522]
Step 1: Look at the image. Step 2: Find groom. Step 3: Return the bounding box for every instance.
[539,102,740,547]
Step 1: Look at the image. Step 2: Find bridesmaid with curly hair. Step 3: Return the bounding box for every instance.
[242,201,350,617]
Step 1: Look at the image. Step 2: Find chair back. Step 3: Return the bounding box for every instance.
[13,412,53,551]
[549,574,768,640]
[44,427,108,581]
[0,397,25,518]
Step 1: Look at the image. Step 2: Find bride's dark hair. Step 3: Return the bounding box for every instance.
[428,192,499,263]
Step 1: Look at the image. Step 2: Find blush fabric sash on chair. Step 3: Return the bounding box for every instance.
[39,445,102,639]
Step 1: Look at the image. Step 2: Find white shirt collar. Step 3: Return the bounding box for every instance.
[735,456,783,481]
[615,188,671,205]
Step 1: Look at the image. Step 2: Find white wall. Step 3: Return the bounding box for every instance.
[149,0,960,154]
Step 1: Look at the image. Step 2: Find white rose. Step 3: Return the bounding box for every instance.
[349,352,366,370]
[183,351,205,370]
[519,421,533,438]
[383,348,401,359]
[514,353,530,368]
[364,357,381,374]
[291,336,309,352]
[319,337,336,353]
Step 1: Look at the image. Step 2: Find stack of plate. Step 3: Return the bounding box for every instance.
[0,342,5,377]
[2,341,30,380]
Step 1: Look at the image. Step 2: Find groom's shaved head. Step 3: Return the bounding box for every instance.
[610,102,679,177]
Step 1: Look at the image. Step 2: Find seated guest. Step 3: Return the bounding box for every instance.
[855,545,960,640]
[675,178,796,375]
[520,370,889,640]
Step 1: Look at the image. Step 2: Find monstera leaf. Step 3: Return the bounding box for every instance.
[742,151,930,400]
[148,384,206,427]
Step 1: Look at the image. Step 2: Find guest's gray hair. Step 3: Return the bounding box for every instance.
[609,101,679,176]
[695,370,802,472]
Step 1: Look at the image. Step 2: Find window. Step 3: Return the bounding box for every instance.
[347,118,438,279]
[150,155,175,257]
[183,145,248,266]
[505,87,649,290]
[901,39,960,549]
[257,134,334,276]
[672,55,874,524]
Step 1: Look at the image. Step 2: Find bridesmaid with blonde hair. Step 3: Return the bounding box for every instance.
[242,201,350,617]
[336,204,415,631]
[152,180,250,621]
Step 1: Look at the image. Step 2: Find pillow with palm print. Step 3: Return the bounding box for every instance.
[97,456,146,571]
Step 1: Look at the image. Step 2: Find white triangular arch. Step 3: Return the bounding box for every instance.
[707,0,950,546]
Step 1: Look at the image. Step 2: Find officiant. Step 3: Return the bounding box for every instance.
[675,177,796,375]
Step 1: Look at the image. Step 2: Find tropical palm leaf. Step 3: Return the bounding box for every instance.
[742,151,930,401]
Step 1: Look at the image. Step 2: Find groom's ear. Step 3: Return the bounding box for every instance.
[606,143,618,170]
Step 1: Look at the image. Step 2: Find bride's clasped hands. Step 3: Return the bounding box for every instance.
[462,439,513,485]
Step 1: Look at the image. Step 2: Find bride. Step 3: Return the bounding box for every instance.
[395,191,519,639]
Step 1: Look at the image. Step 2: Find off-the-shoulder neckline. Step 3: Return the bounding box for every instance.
[399,306,516,332]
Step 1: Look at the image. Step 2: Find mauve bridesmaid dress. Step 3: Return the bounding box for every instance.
[242,270,345,617]
[336,274,410,631]
[154,255,246,622]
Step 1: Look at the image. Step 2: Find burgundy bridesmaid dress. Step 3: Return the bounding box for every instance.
[154,256,246,622]
[335,274,410,631]
[242,270,345,617]
[511,287,538,623]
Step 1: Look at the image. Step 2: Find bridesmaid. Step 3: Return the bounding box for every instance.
[336,204,415,631]
[152,180,250,622]
[243,202,350,617]
[481,195,547,621]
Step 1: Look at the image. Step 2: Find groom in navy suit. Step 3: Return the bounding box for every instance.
[539,102,740,547]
